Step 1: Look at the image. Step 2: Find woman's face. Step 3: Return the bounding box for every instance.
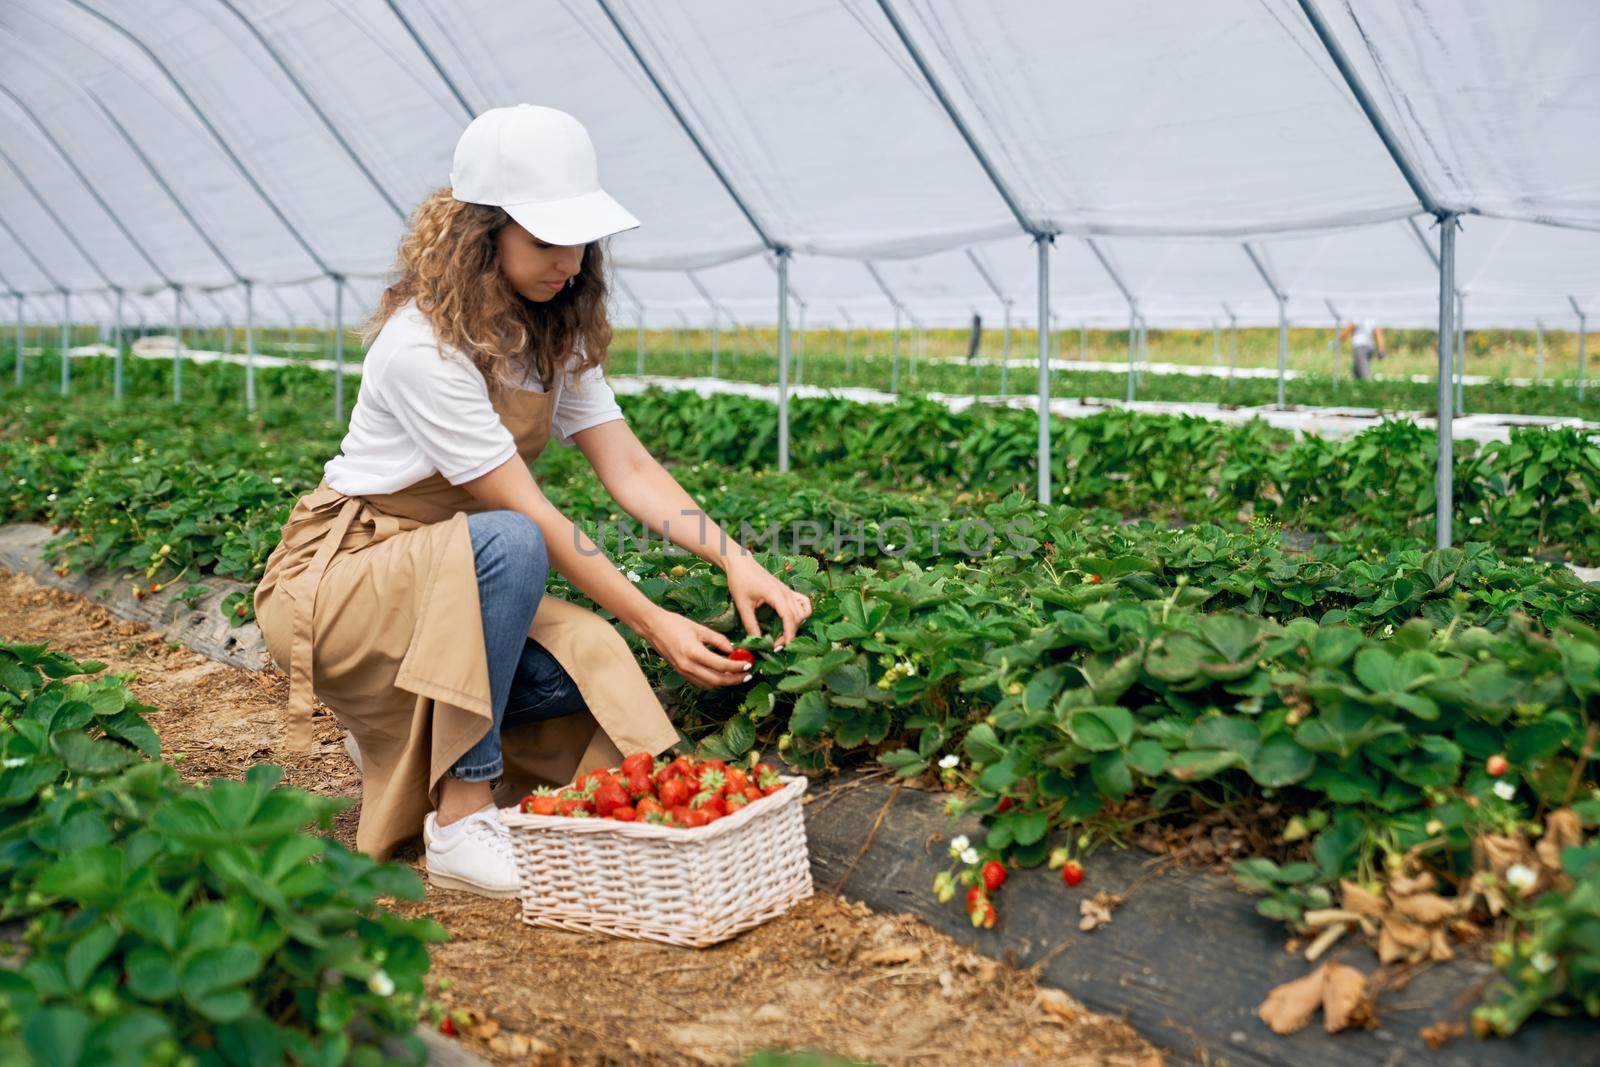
[496,221,585,303]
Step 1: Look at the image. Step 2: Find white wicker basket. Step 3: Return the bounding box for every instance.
[501,774,813,948]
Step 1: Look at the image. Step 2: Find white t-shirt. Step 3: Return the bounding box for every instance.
[1351,320,1378,349]
[323,300,625,495]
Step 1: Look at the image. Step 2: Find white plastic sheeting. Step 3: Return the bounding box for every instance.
[0,1,1595,328]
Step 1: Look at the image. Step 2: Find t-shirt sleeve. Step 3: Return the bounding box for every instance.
[377,342,518,484]
[551,362,626,445]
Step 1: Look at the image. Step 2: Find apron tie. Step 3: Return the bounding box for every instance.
[285,496,362,751]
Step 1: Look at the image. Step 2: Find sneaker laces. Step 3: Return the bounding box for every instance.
[457,808,512,850]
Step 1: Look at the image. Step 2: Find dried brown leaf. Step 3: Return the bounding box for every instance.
[1078,891,1124,932]
[1258,967,1327,1035]
[1475,833,1528,878]
[859,944,922,966]
[1339,879,1385,918]
[1392,891,1458,925]
[1387,870,1436,896]
[1036,987,1078,1025]
[1537,808,1583,873]
[1320,964,1370,1033]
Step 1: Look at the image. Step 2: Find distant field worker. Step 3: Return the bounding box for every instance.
[254,105,812,899]
[1339,318,1387,380]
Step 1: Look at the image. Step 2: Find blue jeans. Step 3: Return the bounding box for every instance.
[451,510,587,782]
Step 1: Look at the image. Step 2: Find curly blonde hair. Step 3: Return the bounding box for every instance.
[365,187,613,392]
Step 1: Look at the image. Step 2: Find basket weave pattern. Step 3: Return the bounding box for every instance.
[503,775,814,947]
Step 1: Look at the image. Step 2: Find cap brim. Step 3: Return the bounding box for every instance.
[502,188,640,245]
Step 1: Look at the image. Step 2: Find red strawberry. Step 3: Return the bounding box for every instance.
[982,861,1007,891]
[439,1017,456,1037]
[762,783,784,797]
[635,797,665,819]
[679,807,715,828]
[1087,574,1101,583]
[995,796,1013,813]
[669,806,694,827]
[965,887,984,911]
[521,792,559,815]
[722,767,750,796]
[594,782,630,816]
[611,804,637,822]
[1486,754,1509,777]
[626,771,653,799]
[753,762,781,790]
[658,778,691,808]
[743,784,763,802]
[729,648,755,665]
[690,790,727,817]
[1062,862,1085,888]
[621,751,654,778]
[725,793,751,813]
[555,793,592,817]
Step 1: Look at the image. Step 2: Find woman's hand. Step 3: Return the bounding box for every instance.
[726,554,813,651]
[638,608,753,690]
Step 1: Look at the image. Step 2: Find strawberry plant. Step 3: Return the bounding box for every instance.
[0,641,446,1065]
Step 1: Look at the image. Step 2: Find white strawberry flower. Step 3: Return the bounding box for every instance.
[1531,950,1557,974]
[1468,516,1483,526]
[1,757,27,769]
[367,969,395,997]
[626,571,641,583]
[960,847,980,865]
[900,659,917,677]
[1505,863,1538,892]
[46,493,56,501]
[1492,780,1517,801]
[949,835,970,856]
[271,476,283,485]
[938,754,959,769]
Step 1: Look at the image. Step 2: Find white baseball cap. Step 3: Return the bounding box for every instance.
[450,104,639,246]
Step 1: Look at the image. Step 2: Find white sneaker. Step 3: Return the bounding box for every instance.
[343,732,363,773]
[423,805,521,899]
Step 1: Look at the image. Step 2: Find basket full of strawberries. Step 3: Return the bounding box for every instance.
[502,751,812,947]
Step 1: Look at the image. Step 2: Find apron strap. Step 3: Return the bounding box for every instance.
[285,496,362,751]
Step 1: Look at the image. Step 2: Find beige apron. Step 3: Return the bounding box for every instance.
[254,384,680,860]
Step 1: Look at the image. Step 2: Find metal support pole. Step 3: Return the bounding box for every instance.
[1035,236,1053,504]
[13,294,21,386]
[333,275,346,423]
[1001,303,1011,397]
[1572,298,1589,403]
[711,305,720,379]
[1212,323,1221,367]
[891,307,902,393]
[1139,319,1148,389]
[1436,218,1458,548]
[1125,309,1137,402]
[1225,306,1239,383]
[1276,296,1288,407]
[1080,323,1087,361]
[113,288,123,402]
[59,290,70,396]
[1535,319,1545,382]
[172,286,183,404]
[776,250,791,473]
[244,281,256,414]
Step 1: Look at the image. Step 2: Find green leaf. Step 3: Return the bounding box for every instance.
[180,945,262,1022]
[64,924,119,992]
[1248,734,1317,788]
[1010,810,1050,846]
[1188,715,1261,759]
[1090,751,1132,798]
[25,1005,91,1067]
[1166,749,1243,781]
[121,894,181,952]
[788,690,828,737]
[962,723,1008,765]
[1066,706,1134,752]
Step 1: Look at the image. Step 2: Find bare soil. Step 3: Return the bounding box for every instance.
[0,568,1162,1067]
